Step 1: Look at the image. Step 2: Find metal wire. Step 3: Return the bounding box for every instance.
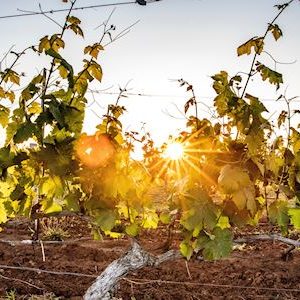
[0,1,137,20]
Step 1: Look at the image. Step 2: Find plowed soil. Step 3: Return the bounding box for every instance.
[0,217,300,299]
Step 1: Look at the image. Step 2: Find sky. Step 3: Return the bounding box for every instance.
[0,0,300,153]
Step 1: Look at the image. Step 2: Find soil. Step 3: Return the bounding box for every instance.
[0,217,300,300]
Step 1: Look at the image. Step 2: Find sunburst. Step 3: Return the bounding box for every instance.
[149,127,225,186]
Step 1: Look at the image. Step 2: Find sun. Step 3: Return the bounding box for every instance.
[164,142,184,160]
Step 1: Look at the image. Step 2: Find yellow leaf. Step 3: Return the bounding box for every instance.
[28,102,42,115]
[40,176,64,198]
[104,230,123,238]
[58,65,68,79]
[237,37,264,56]
[0,87,5,98]
[50,35,65,52]
[232,189,246,210]
[88,64,103,81]
[217,216,231,229]
[4,70,20,85]
[84,43,104,59]
[67,16,81,25]
[0,200,8,223]
[40,199,62,214]
[218,165,251,193]
[39,36,51,53]
[142,210,159,229]
[84,45,92,55]
[5,91,15,102]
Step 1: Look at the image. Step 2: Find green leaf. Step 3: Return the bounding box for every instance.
[180,240,193,260]
[180,189,218,232]
[48,100,65,127]
[232,186,256,215]
[237,37,264,56]
[269,200,289,234]
[246,93,268,114]
[64,189,82,212]
[288,208,300,229]
[94,209,116,231]
[3,70,20,85]
[160,211,171,224]
[125,222,140,237]
[245,129,265,156]
[49,34,65,52]
[0,147,14,170]
[13,122,37,144]
[67,16,81,25]
[202,228,233,260]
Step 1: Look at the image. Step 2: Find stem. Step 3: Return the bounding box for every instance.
[240,0,294,98]
[69,10,115,106]
[34,0,77,241]
[41,0,77,100]
[285,97,291,150]
[0,46,33,85]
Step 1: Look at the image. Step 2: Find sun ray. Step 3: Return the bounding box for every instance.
[175,158,182,179]
[155,159,171,179]
[149,158,165,172]
[183,125,209,144]
[183,156,216,186]
[184,152,220,174]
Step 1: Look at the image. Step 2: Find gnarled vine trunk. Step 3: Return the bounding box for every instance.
[84,241,180,300]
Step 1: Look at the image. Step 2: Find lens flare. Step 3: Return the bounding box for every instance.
[75,134,115,168]
[164,142,184,160]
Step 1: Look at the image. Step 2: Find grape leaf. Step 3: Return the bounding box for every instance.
[278,111,287,128]
[269,200,289,234]
[0,200,8,223]
[180,240,193,260]
[288,208,300,229]
[218,165,251,193]
[40,176,64,199]
[13,122,37,144]
[216,216,231,229]
[94,209,116,231]
[0,105,9,127]
[195,228,232,260]
[256,61,283,90]
[40,199,62,215]
[268,24,283,41]
[180,188,218,232]
[125,222,140,237]
[84,43,104,59]
[237,37,264,56]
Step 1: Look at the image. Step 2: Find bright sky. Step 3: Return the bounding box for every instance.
[1,0,300,151]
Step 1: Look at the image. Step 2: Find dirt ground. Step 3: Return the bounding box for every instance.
[0,217,300,300]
